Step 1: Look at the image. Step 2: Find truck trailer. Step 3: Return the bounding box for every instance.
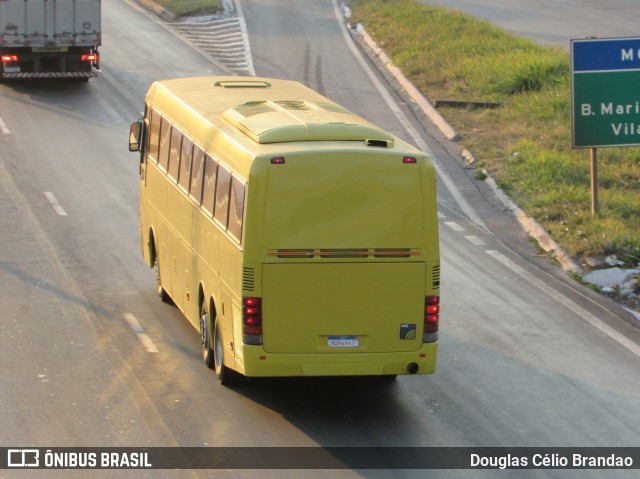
[0,0,100,80]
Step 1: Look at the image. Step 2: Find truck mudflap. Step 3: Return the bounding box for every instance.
[1,72,97,79]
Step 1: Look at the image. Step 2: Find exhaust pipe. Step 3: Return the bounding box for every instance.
[407,362,419,374]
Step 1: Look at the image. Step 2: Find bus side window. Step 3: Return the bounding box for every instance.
[168,126,182,182]
[202,154,218,216]
[214,165,231,228]
[228,177,245,241]
[189,145,205,203]
[148,109,161,162]
[178,136,193,192]
[158,117,171,171]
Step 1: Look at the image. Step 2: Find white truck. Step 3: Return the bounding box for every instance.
[0,0,100,80]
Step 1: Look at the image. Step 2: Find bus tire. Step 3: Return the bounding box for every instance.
[200,301,215,369]
[213,316,232,385]
[154,255,169,303]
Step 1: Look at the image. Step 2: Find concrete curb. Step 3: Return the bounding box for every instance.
[355,25,459,141]
[352,22,581,275]
[135,0,177,21]
[482,172,581,273]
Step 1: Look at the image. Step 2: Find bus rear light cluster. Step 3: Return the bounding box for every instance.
[423,295,439,342]
[243,297,263,345]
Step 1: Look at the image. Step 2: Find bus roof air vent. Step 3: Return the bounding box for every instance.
[223,100,394,144]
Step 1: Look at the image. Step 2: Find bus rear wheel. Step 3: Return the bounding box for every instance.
[200,302,214,369]
[213,316,232,385]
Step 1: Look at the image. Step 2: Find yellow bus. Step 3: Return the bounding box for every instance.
[129,76,440,384]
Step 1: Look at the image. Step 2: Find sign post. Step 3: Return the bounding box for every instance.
[571,36,640,215]
[590,148,598,216]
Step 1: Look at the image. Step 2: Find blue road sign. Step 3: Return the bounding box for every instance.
[572,37,640,72]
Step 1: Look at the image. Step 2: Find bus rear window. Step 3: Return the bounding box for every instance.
[263,155,424,247]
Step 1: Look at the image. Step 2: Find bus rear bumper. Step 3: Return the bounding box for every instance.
[240,343,437,377]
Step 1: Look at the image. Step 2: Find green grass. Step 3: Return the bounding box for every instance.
[158,0,222,17]
[351,0,640,266]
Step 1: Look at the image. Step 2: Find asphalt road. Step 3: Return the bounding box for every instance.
[423,0,640,49]
[0,0,639,478]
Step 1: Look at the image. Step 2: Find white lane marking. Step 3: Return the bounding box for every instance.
[123,313,159,353]
[43,192,68,216]
[486,250,640,358]
[465,235,486,246]
[0,117,10,134]
[444,221,466,232]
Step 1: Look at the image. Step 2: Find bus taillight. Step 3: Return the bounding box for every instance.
[423,296,439,342]
[243,297,263,345]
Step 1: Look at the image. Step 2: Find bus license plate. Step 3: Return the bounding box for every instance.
[328,336,359,348]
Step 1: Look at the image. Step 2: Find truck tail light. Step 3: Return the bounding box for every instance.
[423,296,439,342]
[81,53,98,62]
[243,297,263,345]
[2,55,17,63]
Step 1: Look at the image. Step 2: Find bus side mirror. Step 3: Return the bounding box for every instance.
[129,121,143,152]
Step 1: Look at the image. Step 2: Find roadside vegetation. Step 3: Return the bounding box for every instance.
[350,0,640,268]
[158,0,222,18]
